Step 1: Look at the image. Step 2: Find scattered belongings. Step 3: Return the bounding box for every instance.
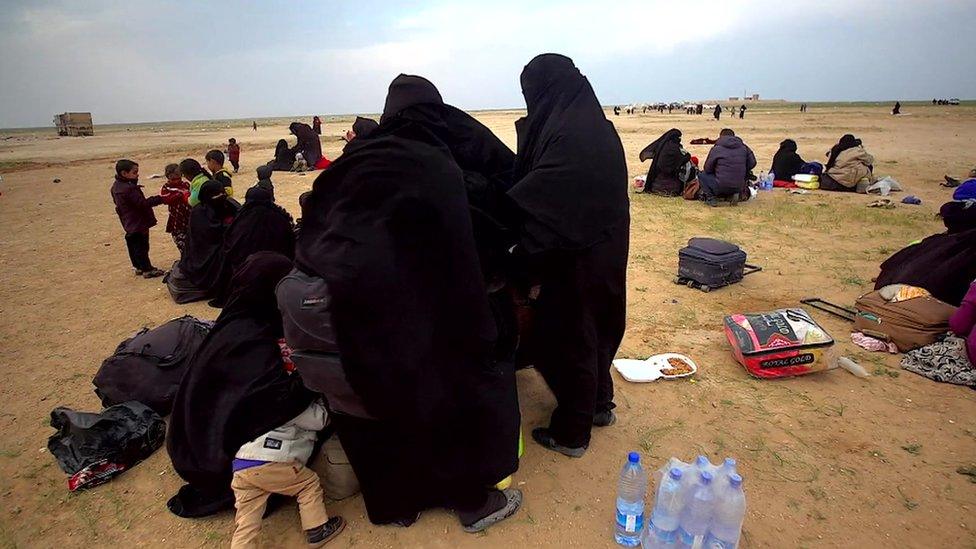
[853,285,957,352]
[901,336,975,387]
[93,316,212,415]
[786,189,810,195]
[633,174,646,192]
[835,356,870,377]
[867,198,895,209]
[52,178,61,184]
[723,308,835,378]
[612,353,698,382]
[851,332,898,353]
[866,176,902,196]
[793,174,820,190]
[675,238,761,293]
[902,195,922,205]
[958,465,976,484]
[47,401,165,491]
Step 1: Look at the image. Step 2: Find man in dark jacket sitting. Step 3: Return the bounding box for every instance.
[698,129,756,207]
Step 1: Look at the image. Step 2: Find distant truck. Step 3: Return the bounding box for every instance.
[53,112,94,136]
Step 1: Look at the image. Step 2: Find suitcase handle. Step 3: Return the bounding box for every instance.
[743,264,762,276]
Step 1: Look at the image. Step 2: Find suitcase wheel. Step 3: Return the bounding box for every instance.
[701,285,712,293]
[686,280,695,288]
[673,276,683,285]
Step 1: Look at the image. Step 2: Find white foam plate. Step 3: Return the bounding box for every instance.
[612,353,698,382]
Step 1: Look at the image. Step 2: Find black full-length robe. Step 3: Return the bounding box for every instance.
[295,113,519,525]
[770,139,806,181]
[508,53,630,449]
[289,122,323,167]
[209,187,295,307]
[166,252,314,517]
[640,128,688,196]
[874,228,976,307]
[269,139,296,171]
[169,181,238,301]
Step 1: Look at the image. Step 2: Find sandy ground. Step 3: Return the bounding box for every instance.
[0,103,974,548]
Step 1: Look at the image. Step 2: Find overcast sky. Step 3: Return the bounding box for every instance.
[1,0,974,127]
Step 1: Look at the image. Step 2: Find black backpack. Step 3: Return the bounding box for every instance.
[92,316,211,415]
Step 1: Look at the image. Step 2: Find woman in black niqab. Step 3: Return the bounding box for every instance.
[771,139,806,181]
[269,139,296,171]
[179,180,239,296]
[639,128,689,196]
[208,186,295,307]
[289,122,323,167]
[293,78,521,529]
[508,54,630,455]
[166,251,314,518]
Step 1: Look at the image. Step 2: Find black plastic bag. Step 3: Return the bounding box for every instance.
[48,401,165,491]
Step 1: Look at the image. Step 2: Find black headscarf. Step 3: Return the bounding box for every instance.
[826,134,861,170]
[351,116,379,139]
[875,228,976,306]
[209,187,295,307]
[295,114,518,519]
[179,180,238,292]
[771,139,806,181]
[289,122,323,167]
[509,54,629,253]
[940,200,976,234]
[167,251,313,498]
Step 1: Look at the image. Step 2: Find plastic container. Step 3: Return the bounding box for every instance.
[677,471,715,548]
[614,452,647,547]
[645,467,684,546]
[704,473,746,549]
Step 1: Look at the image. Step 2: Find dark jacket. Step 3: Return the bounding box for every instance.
[111,176,162,234]
[703,135,756,194]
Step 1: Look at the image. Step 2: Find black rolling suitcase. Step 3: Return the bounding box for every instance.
[675,237,761,292]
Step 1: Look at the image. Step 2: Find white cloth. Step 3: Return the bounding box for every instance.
[235,400,328,464]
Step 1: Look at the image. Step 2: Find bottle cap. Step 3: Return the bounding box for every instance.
[729,473,742,487]
[669,467,683,480]
[628,452,640,464]
[724,457,737,468]
[700,470,713,484]
[695,455,710,467]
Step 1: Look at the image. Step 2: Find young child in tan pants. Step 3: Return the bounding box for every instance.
[231,400,345,548]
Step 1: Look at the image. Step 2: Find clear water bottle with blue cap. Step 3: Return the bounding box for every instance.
[643,466,684,548]
[704,473,746,548]
[613,452,647,546]
[677,470,715,548]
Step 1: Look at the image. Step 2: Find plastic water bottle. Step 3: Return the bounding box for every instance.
[678,471,715,548]
[644,467,684,547]
[713,458,737,498]
[614,452,647,547]
[704,473,746,549]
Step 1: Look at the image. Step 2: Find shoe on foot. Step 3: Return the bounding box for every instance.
[306,516,346,548]
[461,489,523,533]
[142,268,165,279]
[531,428,586,458]
[705,197,719,207]
[730,192,740,206]
[593,410,616,427]
[943,175,960,187]
[134,269,145,276]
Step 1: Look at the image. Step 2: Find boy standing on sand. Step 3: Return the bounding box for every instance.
[205,149,235,197]
[110,159,165,278]
[227,138,242,173]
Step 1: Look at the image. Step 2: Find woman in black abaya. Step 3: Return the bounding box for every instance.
[294,78,522,532]
[268,139,296,171]
[770,139,806,182]
[289,122,323,167]
[639,128,690,196]
[166,252,314,518]
[209,186,295,307]
[508,53,630,457]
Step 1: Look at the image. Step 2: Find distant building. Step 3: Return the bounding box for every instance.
[53,112,94,136]
[751,94,760,101]
[728,97,739,101]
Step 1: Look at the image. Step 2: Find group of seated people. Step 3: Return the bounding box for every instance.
[160,54,631,544]
[266,122,329,172]
[640,130,880,201]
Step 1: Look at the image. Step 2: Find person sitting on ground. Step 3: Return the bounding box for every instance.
[698,128,756,206]
[206,149,235,197]
[230,397,345,548]
[167,252,316,519]
[289,122,323,168]
[821,134,875,192]
[110,159,165,278]
[268,139,296,171]
[164,180,240,303]
[343,117,379,146]
[160,163,192,254]
[940,179,976,234]
[254,165,275,201]
[639,128,692,196]
[209,186,295,308]
[950,280,976,364]
[770,139,806,182]
[943,167,976,188]
[874,226,976,307]
[292,153,309,172]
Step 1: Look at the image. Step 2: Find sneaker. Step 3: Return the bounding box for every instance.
[593,410,616,427]
[943,175,961,187]
[730,193,740,206]
[142,268,165,279]
[461,489,523,533]
[134,269,144,276]
[531,428,586,458]
[306,516,345,548]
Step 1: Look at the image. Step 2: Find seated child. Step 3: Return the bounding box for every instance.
[255,165,275,201]
[231,399,345,548]
[292,153,309,173]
